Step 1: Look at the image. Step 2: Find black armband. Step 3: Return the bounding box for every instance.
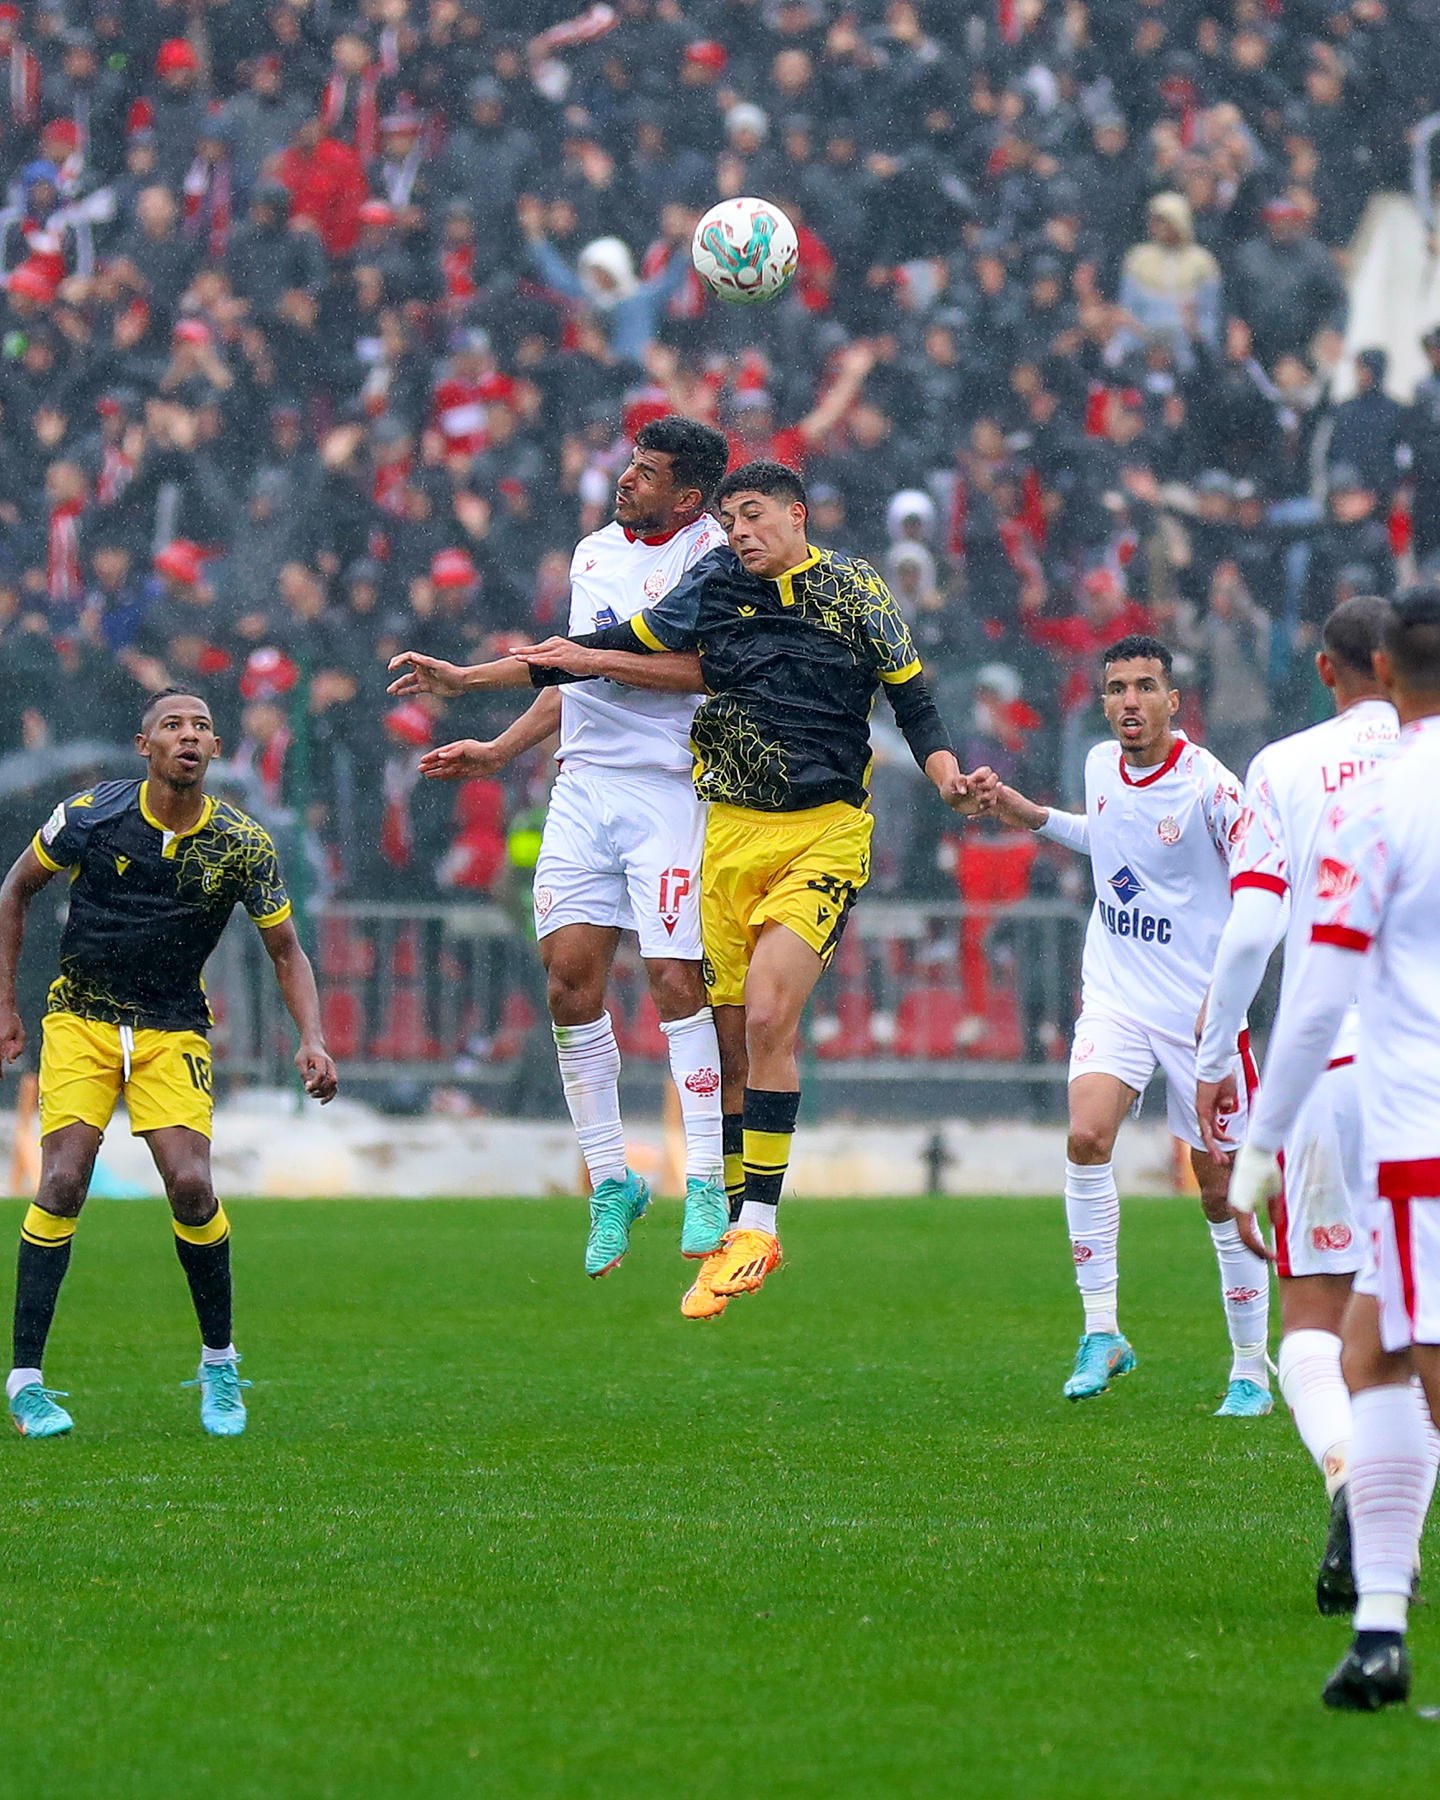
[527,621,648,687]
[886,672,953,769]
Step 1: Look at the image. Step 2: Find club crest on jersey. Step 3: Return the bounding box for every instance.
[1157,815,1180,845]
[1315,856,1358,902]
[593,606,618,628]
[1108,865,1144,905]
[643,569,668,599]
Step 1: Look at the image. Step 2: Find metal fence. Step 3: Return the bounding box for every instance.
[206,897,1089,1111]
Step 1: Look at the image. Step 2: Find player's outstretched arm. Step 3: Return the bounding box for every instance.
[509,636,705,692]
[990,782,1089,848]
[386,651,535,697]
[0,846,57,1072]
[419,688,562,780]
[258,917,338,1103]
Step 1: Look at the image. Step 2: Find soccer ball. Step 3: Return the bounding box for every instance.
[691,197,799,305]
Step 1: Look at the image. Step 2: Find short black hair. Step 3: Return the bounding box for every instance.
[1382,586,1440,688]
[1322,594,1392,676]
[1102,633,1173,680]
[715,460,808,514]
[634,415,729,505]
[141,686,211,730]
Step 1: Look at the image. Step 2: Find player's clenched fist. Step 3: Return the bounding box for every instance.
[0,1002,25,1070]
[387,651,470,698]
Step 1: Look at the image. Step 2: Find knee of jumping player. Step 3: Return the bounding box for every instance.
[645,959,707,1021]
[545,961,606,1027]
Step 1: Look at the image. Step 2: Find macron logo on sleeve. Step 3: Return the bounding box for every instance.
[1108,866,1144,905]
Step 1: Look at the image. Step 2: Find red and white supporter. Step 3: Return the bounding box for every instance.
[1233,589,1440,1710]
[1197,599,1400,1537]
[988,633,1270,1413]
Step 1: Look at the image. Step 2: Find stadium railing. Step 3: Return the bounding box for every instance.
[203,898,1087,1112]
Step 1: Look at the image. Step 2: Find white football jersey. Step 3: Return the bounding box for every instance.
[1075,733,1246,1043]
[1231,698,1400,1059]
[557,515,725,773]
[1309,716,1440,1164]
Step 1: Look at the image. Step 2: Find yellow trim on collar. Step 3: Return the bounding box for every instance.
[139,783,216,857]
[774,544,822,607]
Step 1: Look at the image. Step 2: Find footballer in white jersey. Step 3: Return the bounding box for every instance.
[386,418,737,1284]
[1196,599,1400,1616]
[988,633,1272,1414]
[1231,590,1440,1713]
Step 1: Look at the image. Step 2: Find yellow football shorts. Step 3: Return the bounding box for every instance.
[39,1012,214,1140]
[701,800,872,1007]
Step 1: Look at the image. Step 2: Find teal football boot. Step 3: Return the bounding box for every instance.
[1215,1377,1273,1417]
[680,1176,728,1259]
[1063,1332,1137,1400]
[9,1383,72,1438]
[585,1171,650,1278]
[185,1358,252,1436]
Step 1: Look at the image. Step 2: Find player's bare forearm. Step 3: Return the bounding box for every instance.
[991,783,1050,831]
[420,690,562,779]
[259,918,339,1102]
[0,847,56,1067]
[387,651,534,697]
[571,648,704,692]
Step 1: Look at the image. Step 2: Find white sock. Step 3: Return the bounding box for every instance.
[1208,1219,1271,1384]
[1065,1160,1120,1334]
[1412,1377,1440,1574]
[659,1007,723,1184]
[553,1013,628,1190]
[1278,1328,1351,1494]
[737,1201,778,1234]
[201,1343,238,1366]
[6,1366,43,1400]
[1349,1383,1434,1633]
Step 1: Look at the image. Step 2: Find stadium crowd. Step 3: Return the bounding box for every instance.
[0,0,1436,905]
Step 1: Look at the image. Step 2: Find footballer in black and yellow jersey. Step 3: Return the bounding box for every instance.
[518,462,994,1316]
[0,688,337,1439]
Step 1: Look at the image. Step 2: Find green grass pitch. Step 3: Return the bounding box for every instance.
[1,1194,1437,1799]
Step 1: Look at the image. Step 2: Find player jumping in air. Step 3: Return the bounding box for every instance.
[1195,596,1431,1611]
[1231,589,1440,1711]
[983,636,1272,1410]
[515,461,989,1317]
[0,689,337,1439]
[388,418,735,1279]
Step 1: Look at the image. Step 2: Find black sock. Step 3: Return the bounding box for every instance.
[741,1087,801,1217]
[723,1112,745,1224]
[173,1207,232,1350]
[12,1206,76,1369]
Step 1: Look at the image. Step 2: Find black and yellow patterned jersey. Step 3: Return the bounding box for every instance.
[535,542,951,813]
[31,778,292,1032]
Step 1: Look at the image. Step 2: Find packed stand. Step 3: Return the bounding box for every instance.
[0,0,1435,924]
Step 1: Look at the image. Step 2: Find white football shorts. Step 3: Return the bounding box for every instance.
[1271,1057,1367,1279]
[532,762,706,961]
[1068,1007,1255,1154]
[1372,1165,1440,1351]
